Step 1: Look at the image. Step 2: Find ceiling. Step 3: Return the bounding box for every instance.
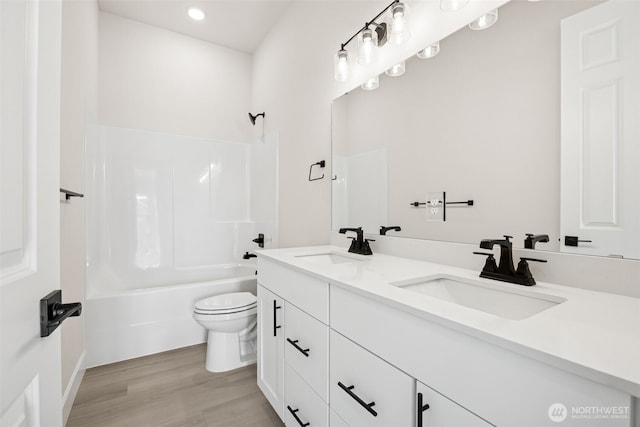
[98,0,294,53]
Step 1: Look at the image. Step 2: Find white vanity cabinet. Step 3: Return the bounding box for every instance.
[331,285,634,427]
[257,258,330,424]
[258,255,636,427]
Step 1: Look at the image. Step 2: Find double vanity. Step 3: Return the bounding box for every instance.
[256,246,639,426]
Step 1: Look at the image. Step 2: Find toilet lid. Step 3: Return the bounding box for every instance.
[195,292,257,312]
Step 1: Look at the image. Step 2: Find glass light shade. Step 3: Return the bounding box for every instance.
[361,75,379,91]
[389,2,410,45]
[440,0,469,12]
[334,49,349,82]
[469,9,499,30]
[417,41,440,59]
[358,28,378,65]
[385,61,406,77]
[187,7,205,21]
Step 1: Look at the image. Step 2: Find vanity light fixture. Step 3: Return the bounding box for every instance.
[469,9,499,30]
[361,75,380,91]
[334,49,350,82]
[385,61,406,77]
[417,41,440,59]
[334,0,407,82]
[440,0,469,12]
[187,7,205,21]
[358,28,378,65]
[389,2,410,45]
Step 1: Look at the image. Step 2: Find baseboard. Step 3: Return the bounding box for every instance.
[62,351,86,426]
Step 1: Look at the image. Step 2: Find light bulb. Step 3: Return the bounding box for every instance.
[385,61,405,77]
[358,28,378,65]
[187,7,205,21]
[389,2,410,45]
[334,49,349,82]
[469,9,499,30]
[417,41,440,59]
[361,75,379,91]
[440,0,469,12]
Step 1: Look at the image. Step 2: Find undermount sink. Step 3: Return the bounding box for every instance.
[294,252,365,265]
[392,274,566,320]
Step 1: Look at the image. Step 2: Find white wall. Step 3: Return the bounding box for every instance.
[59,0,98,422]
[99,12,252,143]
[251,0,508,247]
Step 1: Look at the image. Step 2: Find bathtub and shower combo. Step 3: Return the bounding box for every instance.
[84,126,278,368]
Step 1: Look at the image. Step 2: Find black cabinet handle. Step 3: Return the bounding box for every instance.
[272,300,281,337]
[286,338,310,357]
[337,381,377,417]
[417,392,431,427]
[287,406,310,427]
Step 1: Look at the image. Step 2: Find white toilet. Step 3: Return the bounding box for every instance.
[193,292,257,373]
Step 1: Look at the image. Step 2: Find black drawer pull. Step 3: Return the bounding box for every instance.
[287,405,310,427]
[287,338,310,357]
[337,381,377,417]
[417,392,431,427]
[272,300,281,337]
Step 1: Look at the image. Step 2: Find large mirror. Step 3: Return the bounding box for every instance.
[332,0,640,259]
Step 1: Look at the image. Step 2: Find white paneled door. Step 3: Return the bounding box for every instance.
[1,0,63,425]
[561,0,640,258]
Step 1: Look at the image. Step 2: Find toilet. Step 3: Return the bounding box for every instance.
[193,292,257,373]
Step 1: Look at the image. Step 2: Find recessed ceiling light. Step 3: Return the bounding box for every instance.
[187,7,205,21]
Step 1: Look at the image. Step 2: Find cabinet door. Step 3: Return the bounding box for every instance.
[330,330,414,426]
[257,285,285,420]
[417,381,492,427]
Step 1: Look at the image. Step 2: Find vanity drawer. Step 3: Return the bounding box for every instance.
[417,381,492,427]
[285,365,328,427]
[284,302,329,402]
[258,258,329,324]
[329,330,414,426]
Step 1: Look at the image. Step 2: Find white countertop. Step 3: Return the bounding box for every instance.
[257,245,640,398]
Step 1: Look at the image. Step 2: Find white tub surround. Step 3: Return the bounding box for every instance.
[257,246,639,426]
[84,126,278,366]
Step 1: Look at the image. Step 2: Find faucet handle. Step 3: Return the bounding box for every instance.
[503,235,513,241]
[473,252,498,273]
[520,257,547,263]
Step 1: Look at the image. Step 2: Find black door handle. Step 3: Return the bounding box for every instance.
[40,290,82,337]
[286,338,310,357]
[272,299,281,337]
[417,392,430,427]
[564,236,592,247]
[337,381,377,417]
[287,406,310,427]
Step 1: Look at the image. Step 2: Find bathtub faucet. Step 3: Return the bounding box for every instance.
[243,252,257,260]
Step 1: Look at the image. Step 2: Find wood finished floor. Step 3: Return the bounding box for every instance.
[67,344,283,427]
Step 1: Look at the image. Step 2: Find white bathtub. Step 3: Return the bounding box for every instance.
[85,264,258,368]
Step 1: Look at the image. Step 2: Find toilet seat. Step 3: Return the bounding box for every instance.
[194,292,257,315]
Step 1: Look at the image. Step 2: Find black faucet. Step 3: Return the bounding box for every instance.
[243,252,257,260]
[380,226,401,236]
[339,227,374,255]
[524,233,549,249]
[475,235,547,286]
